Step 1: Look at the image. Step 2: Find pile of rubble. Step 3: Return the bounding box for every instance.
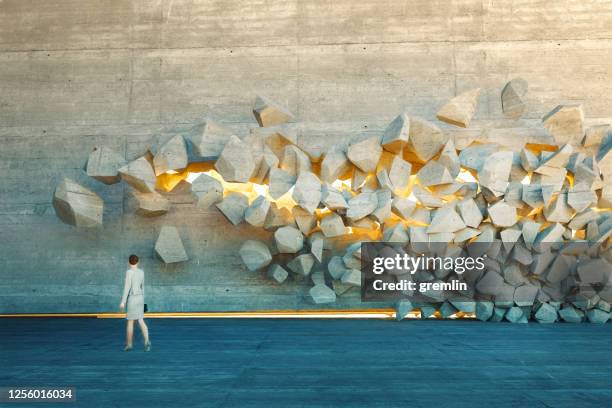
[53,82,611,323]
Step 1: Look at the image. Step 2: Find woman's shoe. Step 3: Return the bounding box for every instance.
[124,345,133,351]
[144,342,151,352]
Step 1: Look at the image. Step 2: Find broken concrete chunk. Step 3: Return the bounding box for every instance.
[536,144,573,171]
[292,206,317,235]
[154,226,188,264]
[341,269,361,287]
[427,206,466,234]
[268,168,296,199]
[347,192,378,221]
[583,124,609,148]
[190,118,235,160]
[371,190,392,223]
[239,240,272,271]
[287,254,315,276]
[578,259,609,284]
[438,139,460,178]
[388,155,412,192]
[488,201,518,228]
[309,284,337,304]
[412,185,445,208]
[381,114,410,153]
[274,226,304,254]
[408,117,448,162]
[514,284,538,307]
[558,305,584,323]
[53,178,104,228]
[291,171,321,214]
[191,174,224,209]
[500,228,522,252]
[501,77,528,119]
[436,88,480,128]
[251,145,279,184]
[459,143,499,172]
[476,301,494,321]
[457,198,483,228]
[417,160,453,187]
[133,191,170,217]
[264,203,295,230]
[253,95,294,127]
[119,155,157,193]
[153,134,188,176]
[543,192,573,223]
[214,135,256,183]
[533,223,565,252]
[347,137,382,173]
[320,148,350,183]
[586,309,610,324]
[383,223,409,243]
[479,151,513,196]
[268,264,289,283]
[534,303,557,323]
[505,306,527,323]
[567,182,597,213]
[520,148,539,172]
[542,104,585,145]
[244,195,271,227]
[320,213,347,237]
[280,145,312,177]
[86,146,125,184]
[215,192,249,225]
[395,300,414,321]
[309,232,325,263]
[321,184,348,210]
[391,197,416,220]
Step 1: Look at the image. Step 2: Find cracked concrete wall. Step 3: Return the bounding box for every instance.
[1,0,611,312]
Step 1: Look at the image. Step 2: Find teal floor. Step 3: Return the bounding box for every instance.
[1,317,611,407]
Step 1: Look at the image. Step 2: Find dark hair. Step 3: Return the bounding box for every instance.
[129,254,139,265]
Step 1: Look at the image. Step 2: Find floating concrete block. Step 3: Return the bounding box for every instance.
[542,104,585,145]
[395,300,414,321]
[320,148,350,183]
[558,305,583,323]
[215,192,249,225]
[292,206,317,235]
[543,192,573,223]
[239,240,272,271]
[505,306,527,323]
[391,197,416,220]
[408,117,448,162]
[388,155,412,192]
[438,139,460,178]
[264,203,295,230]
[459,143,499,171]
[381,114,410,153]
[133,191,170,217]
[578,259,609,284]
[427,206,466,233]
[488,201,518,228]
[245,195,271,227]
[371,190,392,223]
[154,226,188,264]
[476,301,494,321]
[309,232,324,263]
[347,137,382,173]
[153,134,188,176]
[287,254,315,276]
[119,155,157,193]
[321,184,348,210]
[584,124,609,148]
[479,151,513,196]
[567,182,597,212]
[53,178,104,228]
[85,146,125,184]
[268,168,296,199]
[491,307,507,322]
[501,77,528,119]
[514,284,538,307]
[347,192,378,221]
[268,264,289,284]
[253,95,294,127]
[320,213,346,237]
[309,284,337,304]
[214,135,256,183]
[586,308,610,324]
[457,198,483,228]
[417,160,453,187]
[280,145,311,177]
[436,88,480,128]
[274,226,304,254]
[341,269,361,287]
[291,171,321,214]
[190,118,235,160]
[191,174,223,209]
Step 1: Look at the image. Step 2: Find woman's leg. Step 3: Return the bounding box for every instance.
[138,318,150,345]
[126,320,134,347]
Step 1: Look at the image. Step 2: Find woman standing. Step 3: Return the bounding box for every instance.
[119,254,151,351]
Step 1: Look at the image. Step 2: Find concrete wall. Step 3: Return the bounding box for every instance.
[1,0,611,313]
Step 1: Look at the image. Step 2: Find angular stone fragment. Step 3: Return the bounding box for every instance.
[190,118,235,160]
[320,213,346,237]
[417,160,453,187]
[191,174,223,209]
[215,192,249,225]
[534,303,557,323]
[488,201,518,228]
[268,168,296,199]
[558,305,584,323]
[321,184,348,210]
[320,148,350,183]
[268,264,289,283]
[476,270,504,296]
[500,228,522,252]
[371,190,392,223]
[154,226,188,263]
[292,206,317,235]
[280,145,311,177]
[438,139,460,178]
[476,301,494,321]
[383,223,409,243]
[586,309,610,324]
[542,104,585,145]
[436,88,480,128]
[308,232,324,262]
[412,185,445,208]
[214,135,256,183]
[459,143,499,171]
[341,269,361,287]
[567,182,596,213]
[408,117,448,162]
[264,203,294,230]
[86,146,125,184]
[251,145,279,184]
[347,192,378,221]
[381,114,410,153]
[427,206,465,233]
[253,95,294,127]
[395,300,414,321]
[133,191,170,217]
[543,192,573,223]
[153,134,188,176]
[583,124,609,148]
[388,155,412,192]
[479,151,513,196]
[520,148,539,172]
[309,284,337,304]
[491,307,507,322]
[274,226,304,254]
[347,137,382,173]
[533,223,565,252]
[287,254,315,276]
[53,178,104,228]
[457,198,483,228]
[578,259,609,284]
[245,195,271,227]
[501,77,528,119]
[454,227,481,243]
[514,284,538,307]
[119,155,157,193]
[291,171,321,214]
[239,240,272,271]
[505,306,527,323]
[391,197,416,220]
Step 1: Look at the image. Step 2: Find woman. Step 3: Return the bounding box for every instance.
[119,254,151,351]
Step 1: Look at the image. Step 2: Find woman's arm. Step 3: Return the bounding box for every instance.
[120,270,131,306]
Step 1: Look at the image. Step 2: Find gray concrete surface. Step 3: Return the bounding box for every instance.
[1,1,611,312]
